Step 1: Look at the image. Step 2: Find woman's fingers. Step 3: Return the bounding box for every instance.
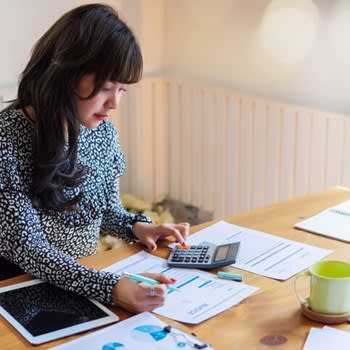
[156,223,190,244]
[112,276,168,312]
[141,235,157,251]
[132,222,190,249]
[138,281,167,297]
[177,222,190,240]
[134,283,166,310]
[142,272,176,285]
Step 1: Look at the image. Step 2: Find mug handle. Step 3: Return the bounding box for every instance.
[294,270,310,305]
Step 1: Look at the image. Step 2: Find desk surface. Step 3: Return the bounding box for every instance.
[2,187,350,350]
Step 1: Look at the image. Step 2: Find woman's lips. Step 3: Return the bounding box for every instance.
[95,114,107,121]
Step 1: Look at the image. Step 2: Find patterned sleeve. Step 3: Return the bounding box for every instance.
[100,123,152,241]
[0,189,119,305]
[0,112,122,304]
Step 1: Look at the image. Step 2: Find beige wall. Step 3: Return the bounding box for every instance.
[163,0,350,115]
[1,0,349,213]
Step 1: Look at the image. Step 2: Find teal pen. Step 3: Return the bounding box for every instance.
[122,272,181,292]
[217,271,243,282]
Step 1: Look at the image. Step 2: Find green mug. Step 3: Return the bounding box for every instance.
[294,260,350,314]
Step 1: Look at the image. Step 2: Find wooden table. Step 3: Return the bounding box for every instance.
[2,187,350,349]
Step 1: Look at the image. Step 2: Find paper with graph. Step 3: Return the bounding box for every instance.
[103,251,258,324]
[49,312,214,350]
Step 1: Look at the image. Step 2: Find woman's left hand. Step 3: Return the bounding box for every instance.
[131,222,189,251]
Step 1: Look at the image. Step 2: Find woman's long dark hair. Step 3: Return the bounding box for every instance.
[5,4,142,210]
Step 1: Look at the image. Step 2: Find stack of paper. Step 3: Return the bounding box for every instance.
[303,326,350,350]
[294,199,350,242]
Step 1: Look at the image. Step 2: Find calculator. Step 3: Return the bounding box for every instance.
[167,241,240,269]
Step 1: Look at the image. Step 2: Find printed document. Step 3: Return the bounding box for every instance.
[303,326,350,350]
[50,312,214,350]
[103,251,258,324]
[181,221,332,280]
[294,199,350,242]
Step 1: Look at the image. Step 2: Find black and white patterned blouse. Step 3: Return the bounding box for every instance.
[0,109,151,304]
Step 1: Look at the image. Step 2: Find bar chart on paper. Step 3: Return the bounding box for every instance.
[103,251,258,324]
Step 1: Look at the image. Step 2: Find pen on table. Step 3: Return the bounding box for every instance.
[217,271,243,282]
[121,272,181,292]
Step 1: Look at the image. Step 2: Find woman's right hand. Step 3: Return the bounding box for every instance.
[111,273,174,313]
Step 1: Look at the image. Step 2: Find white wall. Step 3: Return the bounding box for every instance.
[0,0,162,89]
[119,0,164,77]
[163,0,350,115]
[0,0,121,89]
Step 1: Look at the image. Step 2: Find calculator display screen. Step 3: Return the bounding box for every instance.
[214,245,229,261]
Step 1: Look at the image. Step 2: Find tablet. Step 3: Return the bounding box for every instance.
[0,279,119,345]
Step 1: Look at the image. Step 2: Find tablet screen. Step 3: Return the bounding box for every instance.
[0,280,119,344]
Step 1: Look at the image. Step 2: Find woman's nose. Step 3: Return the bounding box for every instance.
[106,93,119,109]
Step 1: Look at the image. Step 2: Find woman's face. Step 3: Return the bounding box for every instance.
[73,73,127,129]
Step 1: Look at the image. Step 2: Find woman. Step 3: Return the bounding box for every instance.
[0,3,188,313]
